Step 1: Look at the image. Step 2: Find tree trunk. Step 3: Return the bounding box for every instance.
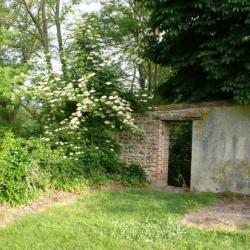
[154,63,158,88]
[148,61,152,91]
[18,0,53,73]
[41,0,53,73]
[138,64,145,89]
[8,104,20,123]
[55,0,67,78]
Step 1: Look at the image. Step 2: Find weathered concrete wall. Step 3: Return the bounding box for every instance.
[119,102,250,194]
[119,113,169,187]
[191,105,250,194]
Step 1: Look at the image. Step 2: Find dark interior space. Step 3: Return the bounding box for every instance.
[168,122,192,188]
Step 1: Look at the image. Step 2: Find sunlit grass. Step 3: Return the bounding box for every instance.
[0,190,249,250]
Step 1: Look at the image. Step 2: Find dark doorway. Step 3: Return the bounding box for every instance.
[168,122,192,187]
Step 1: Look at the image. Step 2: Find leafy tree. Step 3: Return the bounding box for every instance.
[8,0,80,76]
[0,3,30,125]
[23,15,139,159]
[0,0,82,135]
[91,0,172,92]
[138,0,250,104]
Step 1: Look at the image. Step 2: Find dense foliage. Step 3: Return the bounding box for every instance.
[0,132,146,205]
[138,0,250,104]
[0,1,150,206]
[96,0,172,92]
[0,132,86,205]
[0,132,48,205]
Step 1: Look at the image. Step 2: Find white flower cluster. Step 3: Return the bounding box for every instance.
[22,14,138,160]
[134,91,154,103]
[25,68,136,159]
[98,94,134,127]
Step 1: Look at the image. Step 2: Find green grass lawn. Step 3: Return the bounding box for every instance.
[0,190,249,250]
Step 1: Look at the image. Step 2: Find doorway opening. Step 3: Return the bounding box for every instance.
[168,121,192,188]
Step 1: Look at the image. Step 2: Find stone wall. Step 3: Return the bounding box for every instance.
[119,102,250,194]
[119,105,205,187]
[119,112,169,187]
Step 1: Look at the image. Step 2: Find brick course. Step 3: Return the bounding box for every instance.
[119,112,169,187]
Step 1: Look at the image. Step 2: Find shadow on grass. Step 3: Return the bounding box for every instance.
[79,190,217,218]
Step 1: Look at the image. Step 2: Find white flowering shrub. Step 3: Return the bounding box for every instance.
[122,88,154,112]
[15,14,148,186]
[22,15,139,161]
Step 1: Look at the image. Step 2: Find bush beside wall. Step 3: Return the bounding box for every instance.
[0,132,146,205]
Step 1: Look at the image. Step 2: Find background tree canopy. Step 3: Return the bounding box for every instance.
[138,0,250,104]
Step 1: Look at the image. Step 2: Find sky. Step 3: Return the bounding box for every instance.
[67,0,101,25]
[78,0,101,13]
[73,0,101,17]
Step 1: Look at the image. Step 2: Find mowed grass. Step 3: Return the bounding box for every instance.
[0,190,249,250]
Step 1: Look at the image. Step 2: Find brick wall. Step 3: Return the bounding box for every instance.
[119,102,250,194]
[119,112,169,187]
[118,105,207,187]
